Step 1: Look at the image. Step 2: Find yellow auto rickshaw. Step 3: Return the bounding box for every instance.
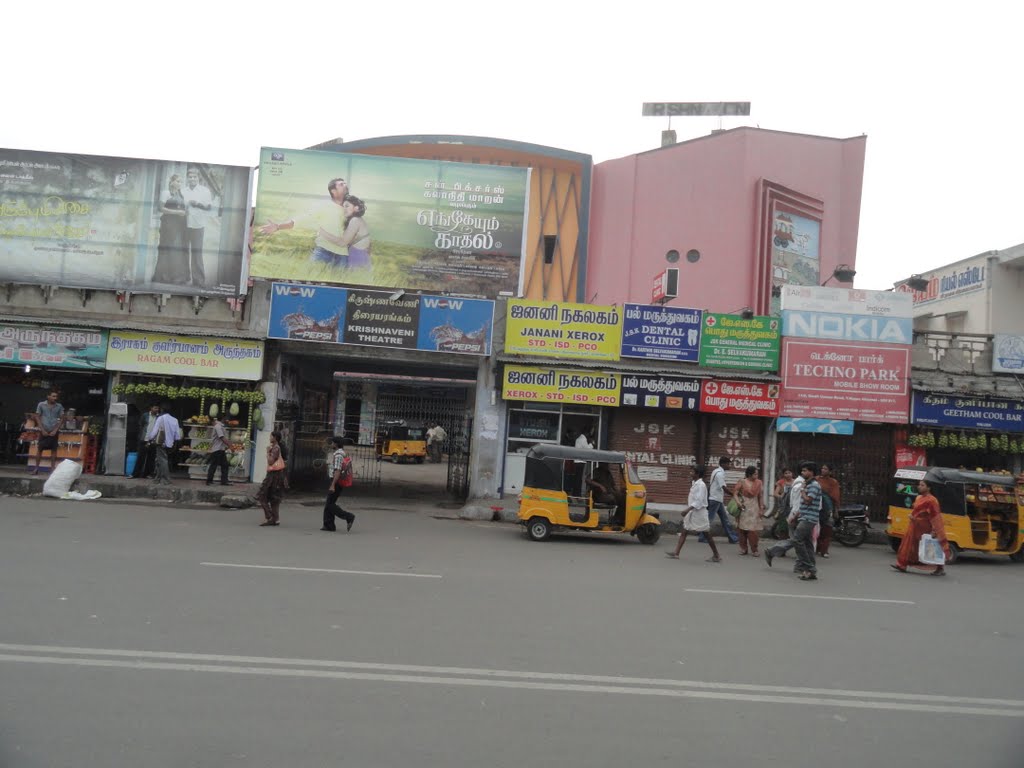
[517,444,660,544]
[374,422,427,464]
[886,467,1024,563]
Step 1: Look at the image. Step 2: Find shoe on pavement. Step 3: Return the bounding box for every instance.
[320,526,336,532]
[347,516,355,532]
[765,550,774,568]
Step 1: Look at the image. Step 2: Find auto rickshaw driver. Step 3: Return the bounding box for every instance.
[586,462,625,524]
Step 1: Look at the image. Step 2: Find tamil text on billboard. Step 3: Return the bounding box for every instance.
[620,303,701,362]
[699,379,780,417]
[779,339,910,423]
[251,148,530,297]
[620,374,701,410]
[698,313,780,370]
[504,300,622,362]
[268,282,494,355]
[911,392,1024,433]
[106,332,265,381]
[0,323,107,369]
[502,365,621,406]
[0,147,252,296]
[894,254,988,307]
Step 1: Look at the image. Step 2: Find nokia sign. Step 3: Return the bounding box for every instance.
[782,310,913,345]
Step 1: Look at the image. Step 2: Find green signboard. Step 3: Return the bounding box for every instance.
[698,313,780,371]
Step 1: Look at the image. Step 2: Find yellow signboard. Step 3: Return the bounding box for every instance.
[505,300,622,361]
[106,332,265,381]
[502,365,621,406]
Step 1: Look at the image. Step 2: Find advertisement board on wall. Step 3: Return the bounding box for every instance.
[911,391,1024,433]
[504,300,622,361]
[251,148,530,297]
[620,374,701,410]
[894,255,988,306]
[777,417,855,435]
[699,380,780,417]
[770,211,821,312]
[781,286,913,346]
[620,303,701,362]
[0,323,107,369]
[780,285,914,318]
[779,338,910,423]
[993,334,1024,372]
[106,332,265,381]
[698,313,780,370]
[0,147,252,297]
[268,282,494,355]
[502,365,621,406]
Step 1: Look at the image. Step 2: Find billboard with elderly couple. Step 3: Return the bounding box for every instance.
[250,147,531,297]
[0,147,252,297]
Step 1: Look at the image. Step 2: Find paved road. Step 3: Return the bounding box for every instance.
[2,495,1022,767]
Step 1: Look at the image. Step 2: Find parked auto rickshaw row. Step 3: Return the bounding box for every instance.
[887,466,1024,563]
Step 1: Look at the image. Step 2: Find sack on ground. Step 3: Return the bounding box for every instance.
[43,459,82,498]
[919,534,946,566]
[726,498,742,517]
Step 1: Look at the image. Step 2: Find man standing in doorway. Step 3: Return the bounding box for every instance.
[322,436,355,532]
[181,166,214,287]
[703,456,740,544]
[32,390,64,475]
[146,403,181,486]
[206,413,231,486]
[133,404,160,478]
[427,422,447,464]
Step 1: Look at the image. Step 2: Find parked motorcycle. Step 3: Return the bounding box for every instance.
[833,503,870,547]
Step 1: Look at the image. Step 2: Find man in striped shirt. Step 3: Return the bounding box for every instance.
[793,461,821,581]
[321,436,355,532]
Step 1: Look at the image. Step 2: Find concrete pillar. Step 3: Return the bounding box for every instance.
[468,356,504,499]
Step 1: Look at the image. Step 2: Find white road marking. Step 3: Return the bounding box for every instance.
[0,643,1020,716]
[685,588,914,605]
[200,562,442,579]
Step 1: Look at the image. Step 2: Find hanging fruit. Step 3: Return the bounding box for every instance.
[938,432,948,448]
[209,403,219,418]
[229,402,240,417]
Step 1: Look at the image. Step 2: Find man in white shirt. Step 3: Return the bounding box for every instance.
[257,177,350,268]
[181,166,214,287]
[665,466,721,562]
[704,456,739,544]
[427,422,447,463]
[146,403,181,486]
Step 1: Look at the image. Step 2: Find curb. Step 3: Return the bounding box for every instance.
[0,475,255,508]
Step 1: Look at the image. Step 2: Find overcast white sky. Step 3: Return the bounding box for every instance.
[4,1,1021,292]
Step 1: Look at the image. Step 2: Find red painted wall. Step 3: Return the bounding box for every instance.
[587,128,867,313]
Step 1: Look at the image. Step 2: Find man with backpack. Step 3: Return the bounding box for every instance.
[321,436,355,532]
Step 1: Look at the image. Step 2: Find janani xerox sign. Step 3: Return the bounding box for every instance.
[504,300,622,362]
[502,365,621,406]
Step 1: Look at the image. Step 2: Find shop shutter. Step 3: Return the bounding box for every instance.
[609,409,700,505]
[704,415,766,491]
[776,424,895,522]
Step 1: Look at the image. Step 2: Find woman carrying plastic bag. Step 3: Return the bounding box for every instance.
[891,478,951,576]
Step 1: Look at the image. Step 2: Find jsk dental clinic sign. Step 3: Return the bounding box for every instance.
[106,332,265,381]
[504,300,622,362]
[620,303,702,362]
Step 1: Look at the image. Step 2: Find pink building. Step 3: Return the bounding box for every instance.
[586,127,867,314]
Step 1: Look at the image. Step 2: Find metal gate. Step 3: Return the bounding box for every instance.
[776,425,895,522]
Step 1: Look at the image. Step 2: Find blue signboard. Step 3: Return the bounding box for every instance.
[777,417,855,435]
[268,282,494,355]
[782,309,913,345]
[911,391,1024,433]
[620,303,702,362]
[620,373,701,410]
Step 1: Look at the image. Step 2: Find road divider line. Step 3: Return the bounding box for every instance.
[0,653,1018,719]
[1,643,1020,709]
[200,562,442,579]
[685,588,914,605]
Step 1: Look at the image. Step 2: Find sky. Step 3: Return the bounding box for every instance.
[3,1,1021,293]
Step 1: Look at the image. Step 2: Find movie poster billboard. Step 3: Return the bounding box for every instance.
[251,148,530,297]
[0,147,252,296]
[504,300,623,361]
[770,210,820,313]
[267,282,494,356]
[0,323,107,369]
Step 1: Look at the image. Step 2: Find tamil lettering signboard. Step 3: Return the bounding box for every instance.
[106,332,265,381]
[779,339,910,423]
[0,147,251,297]
[504,300,622,361]
[993,334,1024,373]
[698,313,780,370]
[620,374,701,410]
[620,303,701,362]
[0,323,107,369]
[502,365,621,406]
[267,282,494,355]
[894,254,988,307]
[777,417,855,435]
[911,391,1024,433]
[699,380,780,417]
[251,147,530,297]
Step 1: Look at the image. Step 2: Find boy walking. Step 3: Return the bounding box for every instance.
[322,436,356,532]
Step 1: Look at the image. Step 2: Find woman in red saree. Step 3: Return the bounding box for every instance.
[892,479,951,575]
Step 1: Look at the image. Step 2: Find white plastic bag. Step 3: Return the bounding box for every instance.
[42,459,82,498]
[918,534,946,566]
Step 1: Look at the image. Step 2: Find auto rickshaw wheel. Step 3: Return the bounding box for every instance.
[526,517,552,542]
[1009,548,1024,563]
[392,453,400,463]
[636,523,660,546]
[945,542,960,565]
[888,536,901,553]
[415,456,425,464]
